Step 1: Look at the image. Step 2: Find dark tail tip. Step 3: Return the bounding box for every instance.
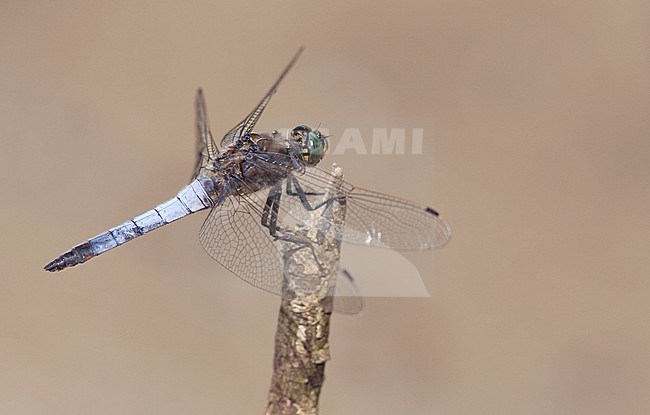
[44,258,65,272]
[44,243,93,272]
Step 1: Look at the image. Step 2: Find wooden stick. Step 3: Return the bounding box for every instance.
[265,165,346,415]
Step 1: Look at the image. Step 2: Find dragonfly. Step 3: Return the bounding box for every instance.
[44,48,451,314]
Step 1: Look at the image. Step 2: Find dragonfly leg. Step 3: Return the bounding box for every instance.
[261,183,326,274]
[261,183,283,238]
[286,177,323,197]
[285,177,337,211]
[282,241,328,276]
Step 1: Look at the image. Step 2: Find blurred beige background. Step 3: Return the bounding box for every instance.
[1,1,649,414]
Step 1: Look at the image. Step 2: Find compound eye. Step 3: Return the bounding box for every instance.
[303,131,327,165]
[291,125,312,140]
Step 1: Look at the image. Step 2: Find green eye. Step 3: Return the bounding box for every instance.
[304,131,327,165]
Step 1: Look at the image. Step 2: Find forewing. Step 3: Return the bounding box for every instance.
[246,154,452,251]
[193,89,218,180]
[198,194,284,295]
[343,186,452,250]
[220,47,304,148]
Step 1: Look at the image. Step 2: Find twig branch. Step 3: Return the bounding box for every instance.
[265,165,346,415]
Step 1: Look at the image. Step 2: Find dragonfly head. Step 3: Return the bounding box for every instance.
[290,125,328,166]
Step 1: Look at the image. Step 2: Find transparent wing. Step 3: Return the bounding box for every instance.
[247,153,452,251]
[199,193,285,295]
[332,269,363,315]
[198,182,362,314]
[342,186,452,250]
[220,47,304,148]
[193,89,218,180]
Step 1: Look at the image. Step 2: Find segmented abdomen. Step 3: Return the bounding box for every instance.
[44,178,215,272]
